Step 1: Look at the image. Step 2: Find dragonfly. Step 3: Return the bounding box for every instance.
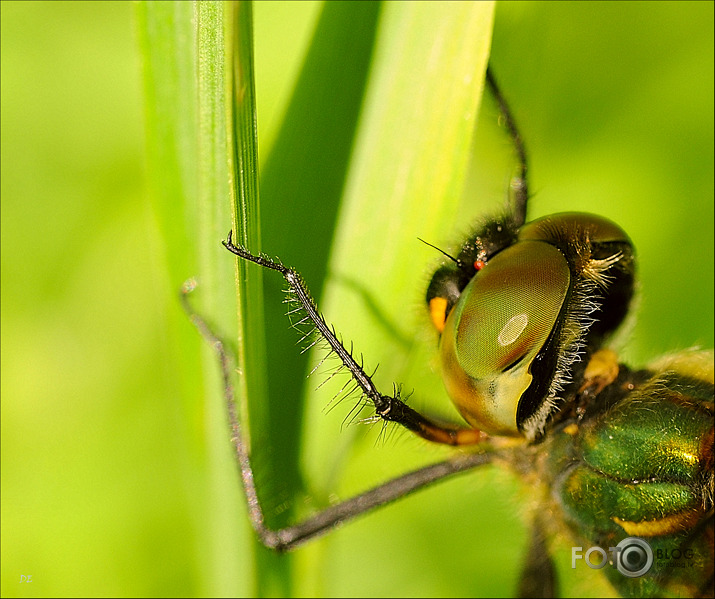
[185,67,714,597]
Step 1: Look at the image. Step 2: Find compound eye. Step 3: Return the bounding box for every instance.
[519,212,630,245]
[440,240,570,436]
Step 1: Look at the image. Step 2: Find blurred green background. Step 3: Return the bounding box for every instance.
[1,1,712,598]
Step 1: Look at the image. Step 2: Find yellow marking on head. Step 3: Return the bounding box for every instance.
[429,297,449,333]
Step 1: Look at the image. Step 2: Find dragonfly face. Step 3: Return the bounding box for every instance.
[423,206,713,597]
[427,212,635,439]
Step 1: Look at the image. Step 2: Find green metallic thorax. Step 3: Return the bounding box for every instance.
[531,351,714,597]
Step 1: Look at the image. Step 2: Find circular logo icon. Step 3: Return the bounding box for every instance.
[615,537,653,578]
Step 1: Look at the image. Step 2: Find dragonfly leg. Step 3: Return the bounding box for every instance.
[223,231,487,447]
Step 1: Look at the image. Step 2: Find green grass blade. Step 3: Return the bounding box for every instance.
[226,1,295,595]
[138,1,254,594]
[303,1,496,486]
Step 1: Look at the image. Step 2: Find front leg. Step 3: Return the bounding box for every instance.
[223,230,486,446]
